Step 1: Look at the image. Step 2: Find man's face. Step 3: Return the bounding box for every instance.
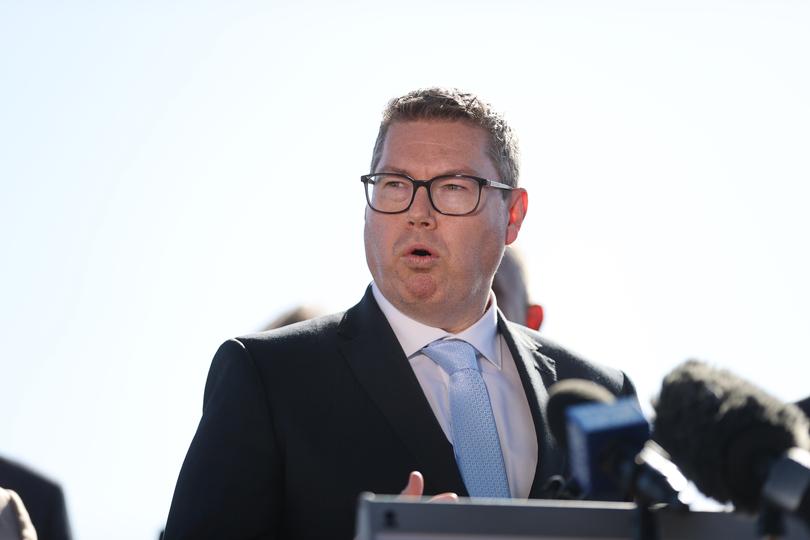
[364,120,527,332]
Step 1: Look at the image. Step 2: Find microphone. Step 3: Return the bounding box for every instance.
[547,379,686,506]
[654,360,810,526]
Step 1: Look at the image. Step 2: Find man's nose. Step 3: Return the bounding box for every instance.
[407,186,437,228]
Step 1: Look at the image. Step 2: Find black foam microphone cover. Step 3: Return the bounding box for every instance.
[654,360,810,512]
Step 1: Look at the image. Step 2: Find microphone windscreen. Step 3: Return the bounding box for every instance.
[653,360,810,512]
[548,379,616,450]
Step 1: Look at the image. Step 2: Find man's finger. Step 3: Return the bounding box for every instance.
[428,492,458,502]
[399,471,424,497]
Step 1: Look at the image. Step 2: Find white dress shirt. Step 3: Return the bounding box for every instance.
[371,283,538,498]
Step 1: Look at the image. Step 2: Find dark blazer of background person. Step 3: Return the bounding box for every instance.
[0,457,71,540]
[163,286,635,540]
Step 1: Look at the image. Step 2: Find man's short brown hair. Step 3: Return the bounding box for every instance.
[370,87,521,187]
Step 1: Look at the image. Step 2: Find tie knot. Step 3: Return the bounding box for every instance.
[421,339,479,375]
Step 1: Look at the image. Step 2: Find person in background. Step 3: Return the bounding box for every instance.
[0,457,69,540]
[491,246,543,331]
[0,487,37,540]
[259,305,324,332]
[164,87,636,540]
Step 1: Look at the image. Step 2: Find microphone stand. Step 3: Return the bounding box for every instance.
[757,504,787,540]
[632,503,660,540]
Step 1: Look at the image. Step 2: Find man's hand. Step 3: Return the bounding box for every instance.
[399,471,458,502]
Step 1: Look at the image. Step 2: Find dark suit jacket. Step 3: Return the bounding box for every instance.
[0,457,71,540]
[164,287,635,540]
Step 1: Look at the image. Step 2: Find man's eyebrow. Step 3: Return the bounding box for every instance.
[375,166,482,178]
[374,166,410,175]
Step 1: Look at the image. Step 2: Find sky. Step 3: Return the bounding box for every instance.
[1,1,809,538]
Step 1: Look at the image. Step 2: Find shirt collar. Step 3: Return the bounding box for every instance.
[371,282,502,369]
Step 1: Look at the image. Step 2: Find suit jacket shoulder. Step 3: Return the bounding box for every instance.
[505,322,636,399]
[237,311,345,355]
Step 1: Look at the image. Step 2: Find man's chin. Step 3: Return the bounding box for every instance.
[402,275,440,301]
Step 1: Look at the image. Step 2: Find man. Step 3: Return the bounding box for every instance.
[164,88,635,539]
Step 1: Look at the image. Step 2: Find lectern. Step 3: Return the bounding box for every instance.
[356,494,808,539]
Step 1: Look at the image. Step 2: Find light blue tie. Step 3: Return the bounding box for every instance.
[421,339,510,498]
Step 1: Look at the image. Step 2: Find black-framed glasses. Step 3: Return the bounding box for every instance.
[361,172,513,216]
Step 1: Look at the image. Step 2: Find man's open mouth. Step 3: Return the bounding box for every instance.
[402,245,438,266]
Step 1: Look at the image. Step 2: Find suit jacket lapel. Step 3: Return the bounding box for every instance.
[337,286,467,496]
[497,314,566,497]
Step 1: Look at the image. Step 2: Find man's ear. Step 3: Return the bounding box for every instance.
[505,189,528,245]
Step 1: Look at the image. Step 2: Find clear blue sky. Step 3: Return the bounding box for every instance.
[1,1,808,538]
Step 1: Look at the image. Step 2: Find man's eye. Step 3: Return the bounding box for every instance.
[381,180,406,189]
[441,183,469,192]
